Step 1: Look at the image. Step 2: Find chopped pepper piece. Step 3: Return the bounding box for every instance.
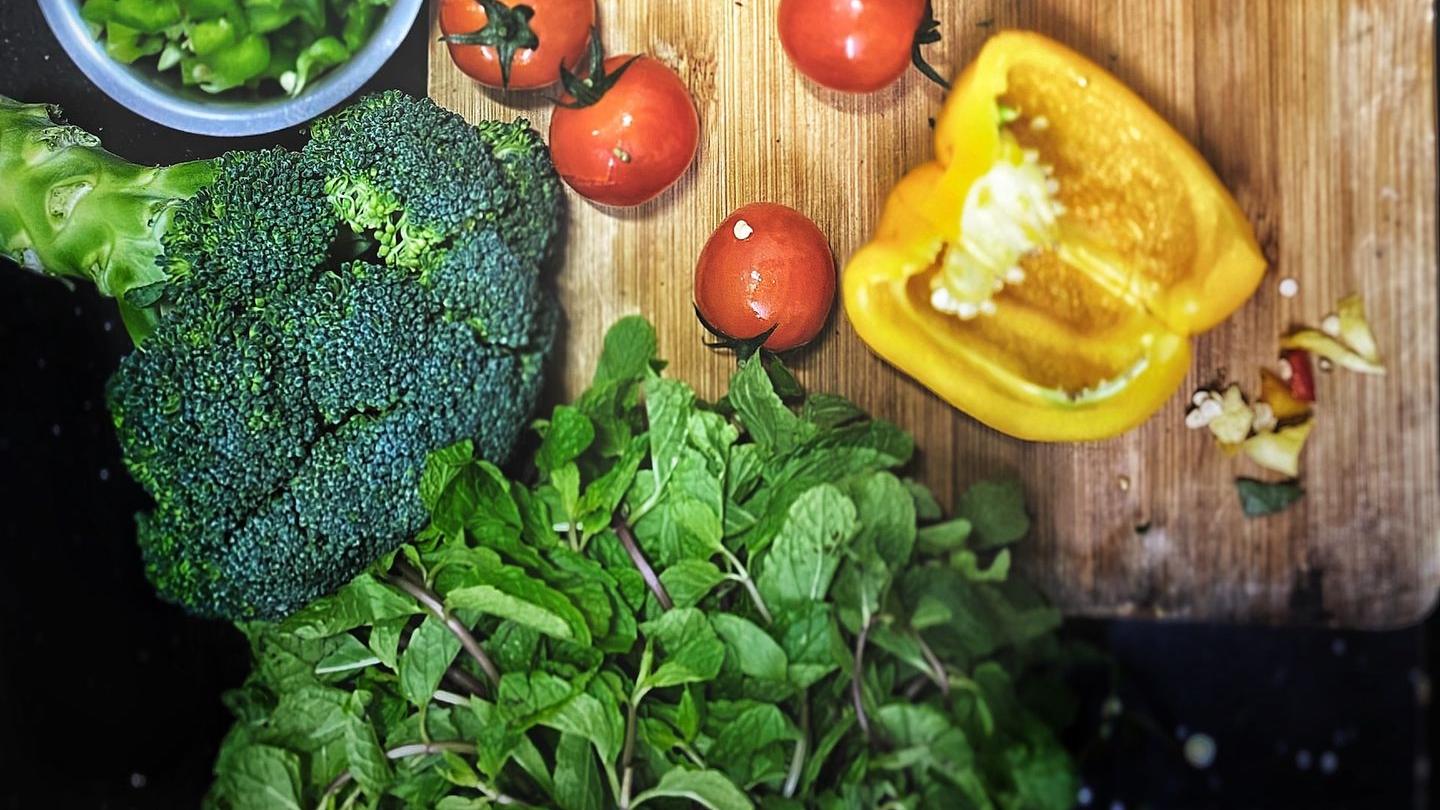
[1259,368,1311,422]
[1207,385,1255,446]
[1279,330,1386,375]
[843,31,1266,441]
[1243,420,1315,478]
[1336,294,1381,364]
[1281,349,1316,402]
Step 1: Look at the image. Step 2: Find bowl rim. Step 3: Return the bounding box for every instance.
[37,0,423,137]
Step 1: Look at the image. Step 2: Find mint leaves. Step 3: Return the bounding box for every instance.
[1235,477,1305,517]
[207,317,1076,809]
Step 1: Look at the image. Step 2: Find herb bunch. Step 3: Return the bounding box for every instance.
[207,317,1077,810]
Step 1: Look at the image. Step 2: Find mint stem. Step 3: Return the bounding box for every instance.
[852,618,873,739]
[720,547,772,625]
[901,674,929,700]
[319,742,515,807]
[677,741,707,768]
[618,694,642,809]
[391,561,501,687]
[916,634,951,695]
[783,691,809,797]
[614,516,674,610]
[443,665,487,698]
[433,689,470,706]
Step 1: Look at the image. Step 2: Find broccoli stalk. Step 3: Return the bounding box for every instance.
[0,97,219,340]
[0,91,563,622]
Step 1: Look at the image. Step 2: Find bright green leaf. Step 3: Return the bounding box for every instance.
[631,767,755,810]
[366,617,406,670]
[542,691,624,764]
[592,316,658,386]
[496,671,575,727]
[1235,477,1305,517]
[437,750,481,788]
[729,359,807,456]
[707,703,797,775]
[553,733,605,810]
[801,393,865,428]
[710,613,788,682]
[916,518,973,554]
[646,377,697,493]
[952,548,1011,582]
[434,796,490,810]
[214,745,303,810]
[774,603,843,689]
[641,609,726,690]
[314,634,381,676]
[957,478,1030,547]
[448,585,573,641]
[538,406,597,475]
[659,559,726,608]
[282,574,417,640]
[848,473,916,568]
[398,616,461,707]
[343,708,394,797]
[756,485,856,610]
[904,478,944,521]
[553,462,581,522]
[444,551,591,645]
[676,686,701,743]
[420,441,476,512]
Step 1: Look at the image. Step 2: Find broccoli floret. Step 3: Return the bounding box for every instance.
[1,92,562,620]
[472,117,567,267]
[305,90,562,347]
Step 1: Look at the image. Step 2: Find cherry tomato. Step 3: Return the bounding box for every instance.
[439,0,594,90]
[694,203,835,352]
[777,0,931,93]
[549,55,700,207]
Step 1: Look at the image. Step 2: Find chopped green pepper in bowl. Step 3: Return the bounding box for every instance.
[39,0,421,135]
[78,0,396,97]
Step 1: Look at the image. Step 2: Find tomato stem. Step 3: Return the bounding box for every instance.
[911,0,950,90]
[440,0,540,88]
[693,304,778,361]
[556,29,641,108]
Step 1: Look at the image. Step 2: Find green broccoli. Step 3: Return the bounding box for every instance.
[0,91,562,621]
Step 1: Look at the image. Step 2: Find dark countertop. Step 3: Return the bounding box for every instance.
[0,5,1429,809]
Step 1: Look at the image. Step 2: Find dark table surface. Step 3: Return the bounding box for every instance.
[0,6,1430,809]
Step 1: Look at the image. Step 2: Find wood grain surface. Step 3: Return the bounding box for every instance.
[430,0,1439,627]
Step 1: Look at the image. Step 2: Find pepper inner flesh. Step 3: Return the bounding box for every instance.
[929,132,1062,319]
[914,63,1208,400]
[999,63,1201,294]
[909,259,1166,400]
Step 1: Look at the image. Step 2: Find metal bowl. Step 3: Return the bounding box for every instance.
[38,0,423,137]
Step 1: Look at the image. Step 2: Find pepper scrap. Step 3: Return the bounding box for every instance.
[843,31,1266,441]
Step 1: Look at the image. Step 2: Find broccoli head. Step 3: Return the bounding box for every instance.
[0,91,562,620]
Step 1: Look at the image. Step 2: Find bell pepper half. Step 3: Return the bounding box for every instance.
[843,31,1266,441]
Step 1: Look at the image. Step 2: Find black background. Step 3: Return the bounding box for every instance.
[0,6,1431,809]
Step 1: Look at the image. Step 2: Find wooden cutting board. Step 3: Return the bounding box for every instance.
[430,0,1438,628]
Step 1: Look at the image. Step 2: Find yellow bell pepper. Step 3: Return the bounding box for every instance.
[843,31,1266,441]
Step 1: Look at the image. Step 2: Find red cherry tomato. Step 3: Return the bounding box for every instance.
[550,55,700,207]
[694,203,836,352]
[778,0,930,93]
[439,0,594,90]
